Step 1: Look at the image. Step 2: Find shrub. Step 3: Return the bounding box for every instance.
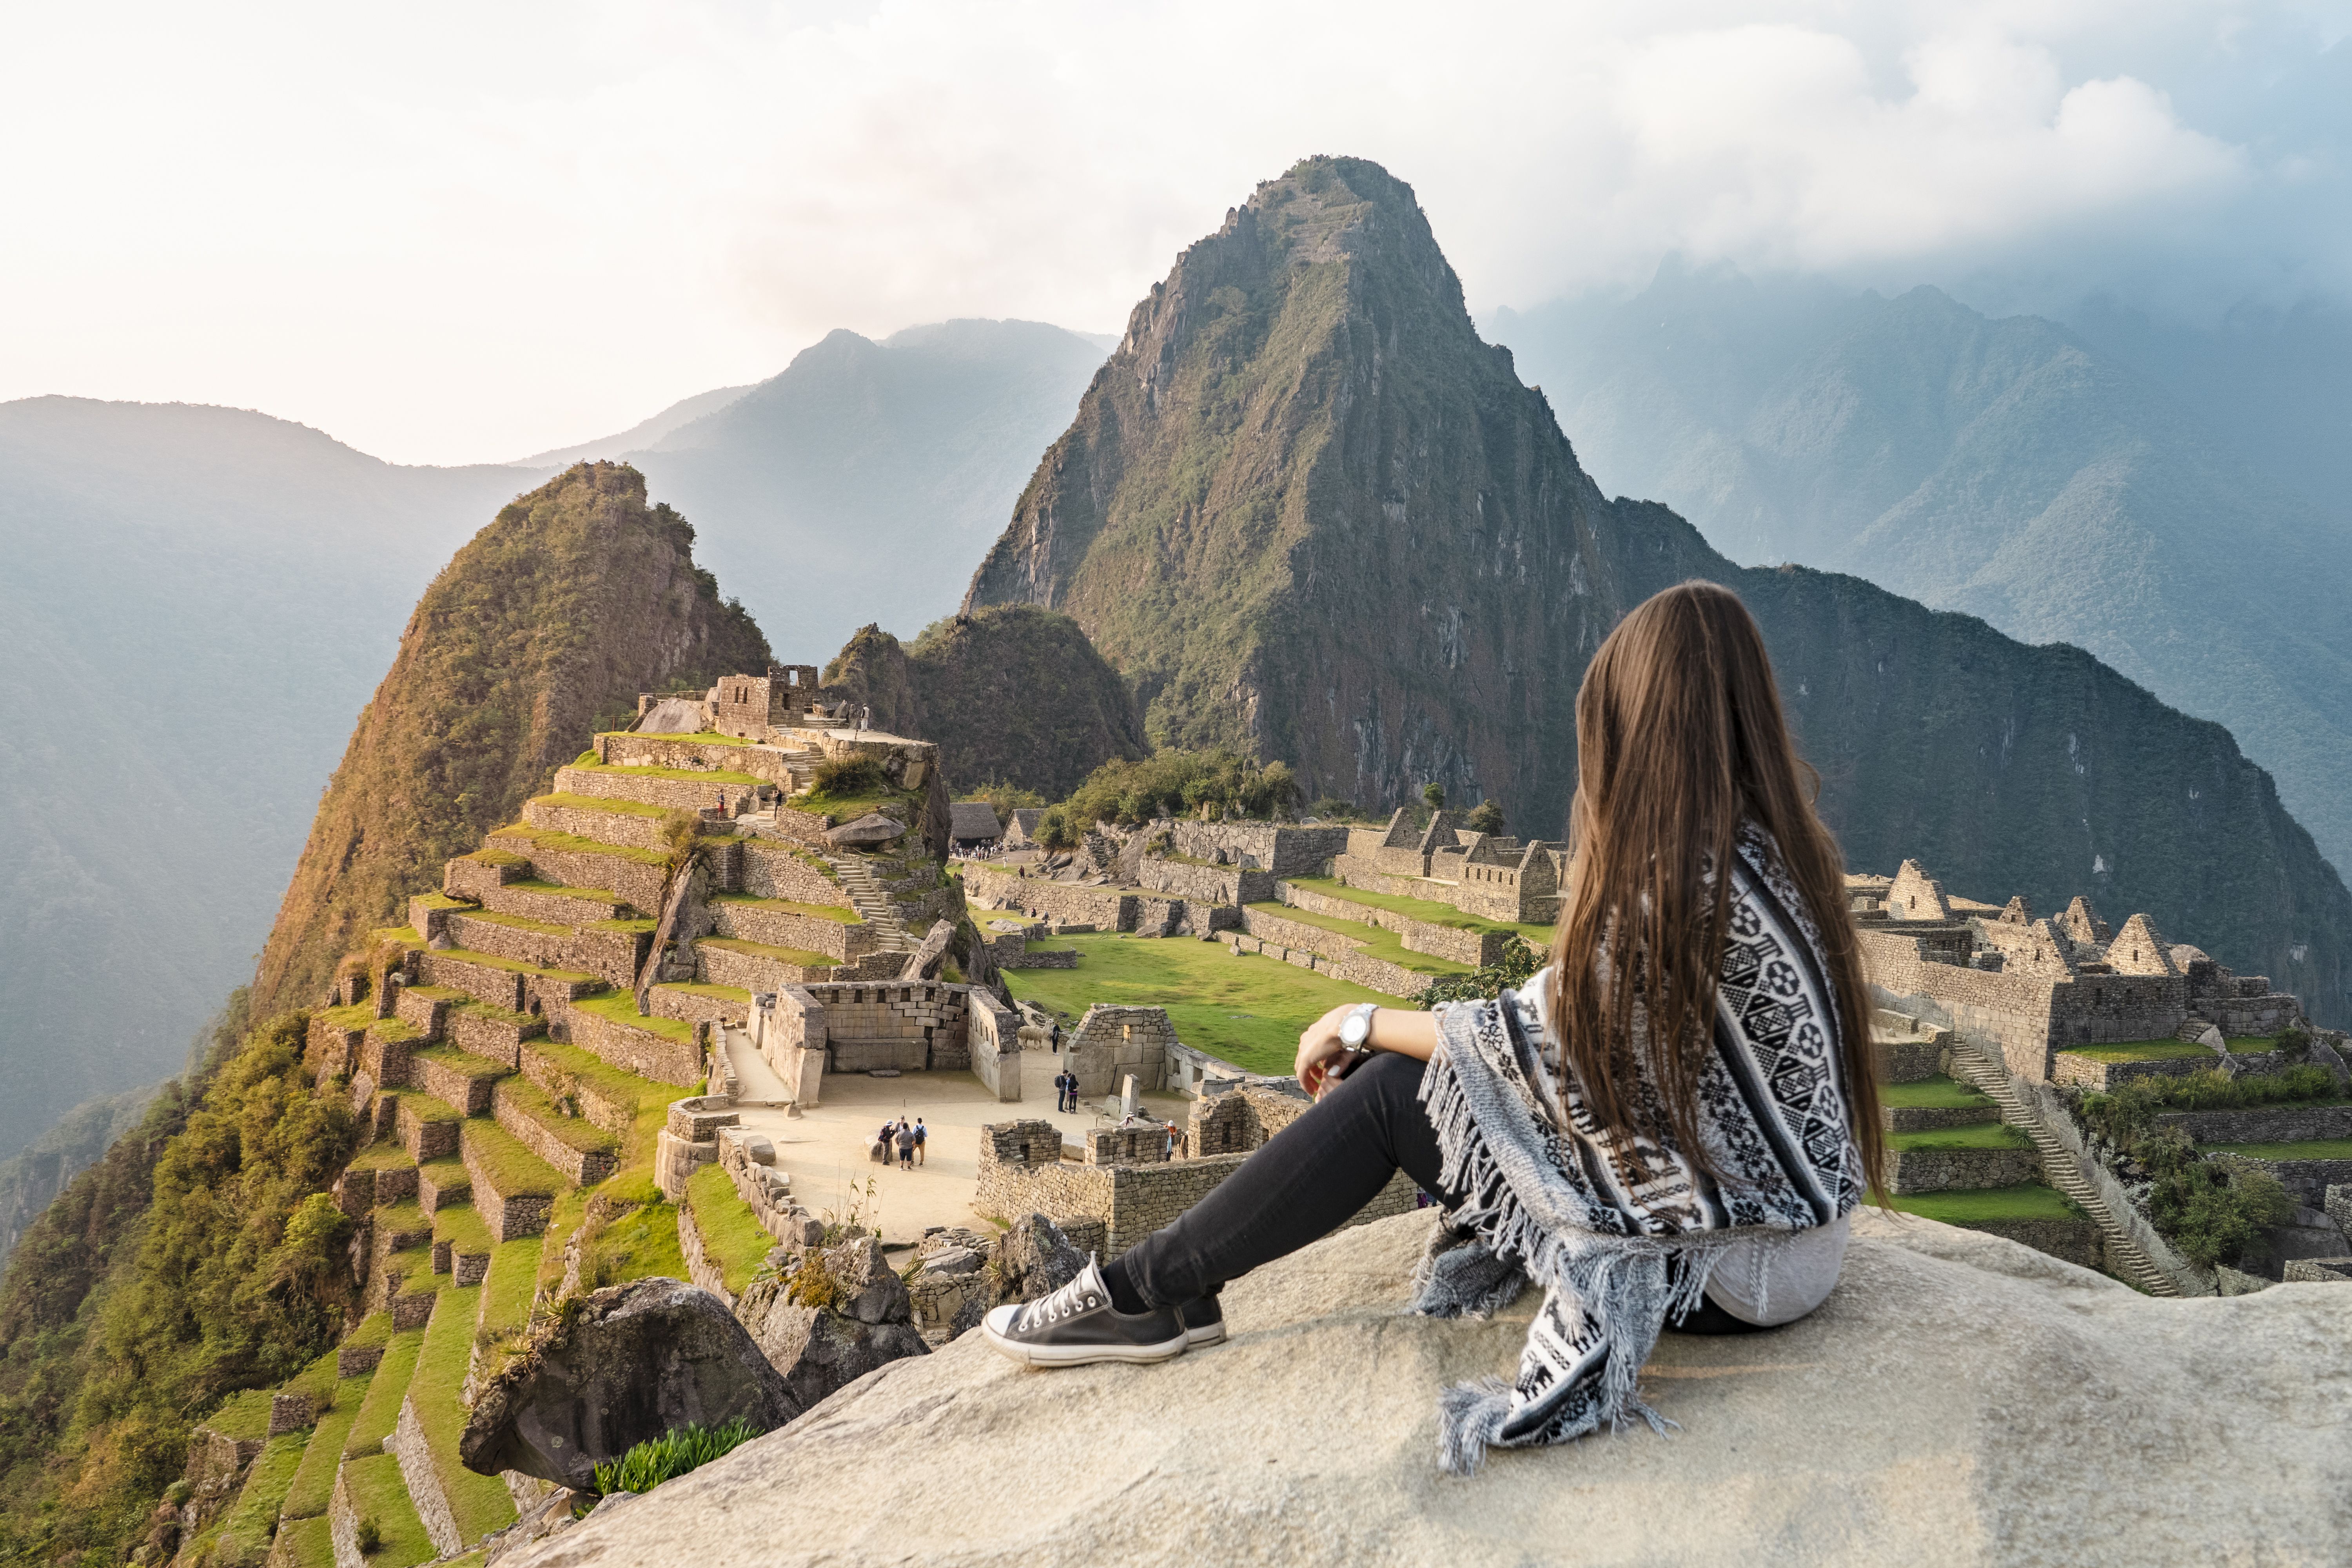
[1464,800,1505,835]
[1414,937,1544,1007]
[1056,750,1299,829]
[592,1418,762,1497]
[2273,1024,2312,1063]
[1305,797,1362,822]
[811,755,890,798]
[1421,782,1446,811]
[2147,1163,2294,1269]
[356,1514,383,1554]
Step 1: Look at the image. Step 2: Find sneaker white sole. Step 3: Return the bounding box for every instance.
[1183,1321,1227,1347]
[980,1324,1190,1367]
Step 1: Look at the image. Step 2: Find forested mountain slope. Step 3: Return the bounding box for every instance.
[966,156,2352,1024]
[1490,272,2352,877]
[250,462,769,1017]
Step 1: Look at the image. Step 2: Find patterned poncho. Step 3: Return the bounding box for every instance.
[1412,825,1864,1473]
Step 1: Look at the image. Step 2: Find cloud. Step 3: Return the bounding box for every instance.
[0,0,2339,463]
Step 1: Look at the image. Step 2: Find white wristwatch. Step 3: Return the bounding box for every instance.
[1338,1002,1379,1054]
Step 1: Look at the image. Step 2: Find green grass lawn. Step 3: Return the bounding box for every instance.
[1887,1183,2082,1223]
[341,1327,426,1458]
[435,945,599,984]
[572,760,764,785]
[1002,932,1393,1076]
[461,847,528,868]
[695,935,836,969]
[687,1164,773,1295]
[497,1080,622,1160]
[205,1387,277,1441]
[1880,1075,1996,1109]
[1281,875,1553,946]
[621,730,754,747]
[1889,1123,2031,1152]
[2207,1138,2352,1159]
[314,1002,376,1033]
[273,1515,336,1568]
[593,1198,690,1284]
[523,1037,669,1122]
[397,1091,463,1127]
[414,891,469,912]
[534,790,679,821]
[412,1045,512,1085]
[1245,900,1474,976]
[433,1201,495,1256]
[569,991,695,1043]
[407,1282,519,1543]
[712,892,859,924]
[347,1141,415,1174]
[2058,1039,2221,1063]
[336,1453,436,1568]
[462,1119,563,1198]
[795,784,923,823]
[473,1236,543,1379]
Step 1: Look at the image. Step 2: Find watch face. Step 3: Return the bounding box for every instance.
[1341,1013,1369,1047]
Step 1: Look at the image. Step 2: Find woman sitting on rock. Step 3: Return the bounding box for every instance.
[982,580,1886,1472]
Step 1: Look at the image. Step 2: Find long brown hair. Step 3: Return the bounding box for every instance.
[1548,581,1884,1194]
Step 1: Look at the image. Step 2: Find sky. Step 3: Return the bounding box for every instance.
[3,1,2347,466]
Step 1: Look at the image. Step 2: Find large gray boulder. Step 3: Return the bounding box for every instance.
[460,1278,793,1491]
[992,1212,1084,1303]
[733,1236,928,1417]
[504,1209,2352,1567]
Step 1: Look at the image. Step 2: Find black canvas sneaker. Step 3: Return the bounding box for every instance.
[980,1258,1189,1367]
[1176,1294,1226,1347]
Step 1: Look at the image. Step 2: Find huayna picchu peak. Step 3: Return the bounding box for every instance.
[966,154,2352,1028]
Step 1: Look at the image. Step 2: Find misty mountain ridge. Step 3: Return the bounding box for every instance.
[1491,270,2352,877]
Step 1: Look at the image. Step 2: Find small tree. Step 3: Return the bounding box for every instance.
[1422,782,1446,811]
[1465,800,1505,835]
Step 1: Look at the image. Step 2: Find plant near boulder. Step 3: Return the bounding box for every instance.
[1414,936,1544,1007]
[811,754,891,798]
[591,1417,763,1497]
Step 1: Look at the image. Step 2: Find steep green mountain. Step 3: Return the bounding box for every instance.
[250,462,769,1016]
[578,319,1110,661]
[966,156,2352,1025]
[0,397,535,1162]
[0,1082,158,1266]
[1488,270,2352,877]
[820,606,1147,799]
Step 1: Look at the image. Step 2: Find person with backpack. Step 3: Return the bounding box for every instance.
[894,1120,916,1169]
[913,1118,929,1166]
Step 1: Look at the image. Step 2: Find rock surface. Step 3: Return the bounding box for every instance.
[991,1212,1084,1303]
[733,1237,929,1416]
[508,1209,2350,1566]
[461,1278,795,1491]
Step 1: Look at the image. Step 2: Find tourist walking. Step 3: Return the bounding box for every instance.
[894,1120,916,1169]
[913,1118,928,1165]
[980,581,1886,1476]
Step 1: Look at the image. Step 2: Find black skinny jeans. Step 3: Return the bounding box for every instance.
[1105,1050,1765,1335]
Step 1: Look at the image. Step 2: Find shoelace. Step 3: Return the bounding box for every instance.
[1017,1271,1104,1331]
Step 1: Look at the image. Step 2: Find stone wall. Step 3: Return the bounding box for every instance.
[492,1082,617,1184]
[1066,1005,1180,1097]
[967,991,1022,1103]
[789,980,974,1074]
[597,731,801,789]
[447,911,641,988]
[1228,925,1427,1000]
[2191,992,2306,1037]
[489,833,669,911]
[2158,1105,2352,1144]
[710,898,870,960]
[2051,1053,2227,1092]
[555,764,760,815]
[522,796,671,853]
[650,987,749,1031]
[2210,1151,2352,1205]
[477,880,625,925]
[1866,931,2065,1080]
[451,1009,536,1069]
[738,841,856,910]
[519,1042,635,1136]
[561,1000,705,1086]
[443,853,522,903]
[1887,1146,2041,1194]
[1165,822,1350,877]
[695,941,830,993]
[1274,881,1510,964]
[964,864,1136,931]
[1135,855,1274,906]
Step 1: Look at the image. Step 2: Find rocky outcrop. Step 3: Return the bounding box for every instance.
[733,1237,929,1415]
[460,1277,795,1491]
[509,1208,2350,1567]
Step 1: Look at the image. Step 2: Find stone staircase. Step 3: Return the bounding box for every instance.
[1945,1038,2182,1298]
[831,855,914,953]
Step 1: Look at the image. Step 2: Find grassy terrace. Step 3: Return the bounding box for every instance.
[1244,899,1474,976]
[795,785,922,824]
[413,1045,511,1083]
[393,1091,462,1128]
[434,946,599,984]
[1888,1183,2082,1223]
[1003,932,1390,1077]
[371,1018,423,1045]
[687,1164,771,1295]
[1889,1123,2033,1152]
[432,1201,495,1256]
[492,822,673,867]
[512,876,623,906]
[370,926,426,950]
[1281,875,1554,946]
[217,1433,308,1563]
[573,760,763,785]
[349,1140,417,1174]
[460,847,528,868]
[499,1079,622,1160]
[472,1237,543,1385]
[526,1036,667,1123]
[280,1369,375,1520]
[405,985,466,1004]
[1880,1075,1996,1109]
[534,790,678,820]
[417,1155,469,1194]
[2209,1138,2352,1159]
[741,838,842,882]
[315,1002,376,1033]
[624,730,755,747]
[592,916,659,935]
[2058,1039,2221,1063]
[341,1327,426,1458]
[570,991,695,1043]
[656,981,753,1007]
[462,1118,563,1198]
[338,1454,436,1568]
[453,998,539,1031]
[713,892,859,924]
[206,1387,276,1441]
[414,891,469,912]
[461,907,577,938]
[697,935,837,969]
[407,1282,519,1543]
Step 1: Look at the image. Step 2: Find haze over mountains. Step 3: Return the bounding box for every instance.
[1489,270,2352,877]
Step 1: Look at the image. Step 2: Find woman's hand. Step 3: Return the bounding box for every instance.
[1295,1004,1357,1097]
